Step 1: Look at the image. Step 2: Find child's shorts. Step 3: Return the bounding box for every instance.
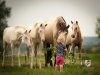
[56,55,64,65]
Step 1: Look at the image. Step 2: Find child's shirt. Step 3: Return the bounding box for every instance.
[56,43,66,56]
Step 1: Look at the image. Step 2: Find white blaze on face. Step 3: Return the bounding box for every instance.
[38,23,47,42]
[24,30,31,48]
[71,21,80,38]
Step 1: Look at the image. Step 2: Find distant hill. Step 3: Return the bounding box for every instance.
[83,37,100,49]
[21,37,100,51]
[2,37,100,55]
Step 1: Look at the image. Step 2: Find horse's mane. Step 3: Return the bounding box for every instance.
[56,16,67,32]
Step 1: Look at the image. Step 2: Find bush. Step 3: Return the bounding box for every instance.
[91,47,100,53]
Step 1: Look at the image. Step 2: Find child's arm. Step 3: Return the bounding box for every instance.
[64,48,67,51]
[63,45,67,51]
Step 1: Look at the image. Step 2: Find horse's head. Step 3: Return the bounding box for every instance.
[71,21,80,38]
[57,25,70,44]
[37,23,47,42]
[15,26,31,48]
[23,29,31,48]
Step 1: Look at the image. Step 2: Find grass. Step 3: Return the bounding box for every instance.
[0,53,100,75]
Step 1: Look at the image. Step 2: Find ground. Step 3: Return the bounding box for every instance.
[0,53,100,75]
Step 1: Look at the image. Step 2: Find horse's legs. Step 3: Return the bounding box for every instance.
[11,43,14,66]
[18,45,21,67]
[30,38,35,68]
[2,42,6,66]
[72,45,76,63]
[34,45,37,66]
[78,45,82,64]
[78,46,81,59]
[30,43,34,69]
[37,44,42,69]
[69,45,72,54]
[30,47,34,68]
[26,46,30,64]
[43,42,48,67]
[34,44,42,69]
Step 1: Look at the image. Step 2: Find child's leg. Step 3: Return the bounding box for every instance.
[55,56,59,72]
[60,65,63,72]
[55,65,58,72]
[59,56,64,72]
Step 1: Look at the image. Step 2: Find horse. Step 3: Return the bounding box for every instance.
[66,21,83,63]
[43,16,69,66]
[2,25,31,67]
[29,22,47,69]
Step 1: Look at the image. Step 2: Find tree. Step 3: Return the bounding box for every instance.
[96,18,100,38]
[0,0,11,57]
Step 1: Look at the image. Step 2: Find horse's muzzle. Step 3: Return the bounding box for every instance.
[71,35,75,38]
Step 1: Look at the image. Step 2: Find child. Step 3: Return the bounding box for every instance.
[55,38,66,72]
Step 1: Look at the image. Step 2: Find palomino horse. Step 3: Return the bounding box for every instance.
[29,22,47,69]
[43,16,69,66]
[44,16,69,46]
[66,21,83,63]
[2,26,31,67]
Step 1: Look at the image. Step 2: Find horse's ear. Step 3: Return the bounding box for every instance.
[45,24,47,27]
[24,30,27,34]
[71,21,73,24]
[29,30,31,33]
[34,23,38,27]
[66,25,70,29]
[40,24,42,27]
[76,21,78,25]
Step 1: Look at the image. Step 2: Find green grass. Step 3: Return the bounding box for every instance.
[0,53,100,75]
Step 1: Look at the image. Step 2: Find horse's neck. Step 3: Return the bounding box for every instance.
[35,27,40,39]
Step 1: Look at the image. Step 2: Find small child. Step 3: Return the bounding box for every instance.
[55,38,66,72]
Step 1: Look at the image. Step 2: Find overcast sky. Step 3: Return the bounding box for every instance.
[6,0,100,37]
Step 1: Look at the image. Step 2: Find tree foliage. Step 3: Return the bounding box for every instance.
[96,18,100,38]
[0,0,11,56]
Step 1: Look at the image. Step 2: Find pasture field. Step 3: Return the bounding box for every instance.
[0,53,100,75]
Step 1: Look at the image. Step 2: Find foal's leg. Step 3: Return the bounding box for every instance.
[11,43,14,66]
[26,46,30,64]
[2,42,6,66]
[18,45,21,67]
[72,45,76,63]
[30,38,35,69]
[37,44,42,69]
[78,45,82,65]
[67,45,72,63]
[30,43,34,69]
[34,45,37,66]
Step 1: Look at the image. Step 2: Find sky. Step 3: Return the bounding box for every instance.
[5,0,100,37]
